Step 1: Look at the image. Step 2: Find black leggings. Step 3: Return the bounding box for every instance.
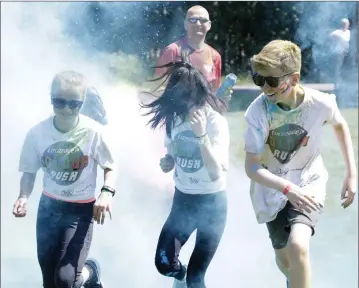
[36,194,94,288]
[155,188,227,288]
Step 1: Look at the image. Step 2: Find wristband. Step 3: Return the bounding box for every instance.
[195,132,208,139]
[197,135,210,146]
[101,185,116,197]
[283,184,291,195]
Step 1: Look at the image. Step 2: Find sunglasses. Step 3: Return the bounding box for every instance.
[187,17,210,24]
[51,98,83,110]
[252,72,293,88]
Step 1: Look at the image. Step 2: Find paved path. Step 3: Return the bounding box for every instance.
[233,83,334,91]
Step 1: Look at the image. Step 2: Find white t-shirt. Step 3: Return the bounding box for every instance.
[330,29,351,54]
[165,107,229,194]
[243,86,344,223]
[19,115,116,202]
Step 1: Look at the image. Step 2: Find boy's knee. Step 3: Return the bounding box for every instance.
[276,254,290,270]
[275,248,290,271]
[287,238,310,260]
[287,223,312,261]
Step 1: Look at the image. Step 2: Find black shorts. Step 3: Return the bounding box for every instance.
[266,201,323,250]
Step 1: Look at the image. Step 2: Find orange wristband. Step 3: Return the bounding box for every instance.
[283,184,291,195]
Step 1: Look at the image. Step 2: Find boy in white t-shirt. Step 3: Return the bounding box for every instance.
[12,71,117,288]
[243,40,357,288]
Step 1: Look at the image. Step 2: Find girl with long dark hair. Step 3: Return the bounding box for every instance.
[141,61,230,288]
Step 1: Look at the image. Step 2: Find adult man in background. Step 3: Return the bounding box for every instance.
[156,5,223,91]
[329,18,351,80]
[152,5,229,200]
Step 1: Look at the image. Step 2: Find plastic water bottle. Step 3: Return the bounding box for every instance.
[216,73,237,98]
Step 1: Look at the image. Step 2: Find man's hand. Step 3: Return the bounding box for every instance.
[93,191,113,225]
[189,108,207,137]
[13,196,28,218]
[286,187,321,213]
[341,174,356,208]
[160,154,175,173]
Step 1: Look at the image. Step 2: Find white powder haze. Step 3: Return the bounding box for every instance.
[0,3,275,287]
[1,2,357,288]
[0,2,176,287]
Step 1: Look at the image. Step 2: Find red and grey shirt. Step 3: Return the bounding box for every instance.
[155,37,222,90]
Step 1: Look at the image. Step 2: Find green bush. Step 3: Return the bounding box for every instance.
[97,51,148,85]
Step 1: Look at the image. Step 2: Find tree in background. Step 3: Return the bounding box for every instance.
[64,1,358,84]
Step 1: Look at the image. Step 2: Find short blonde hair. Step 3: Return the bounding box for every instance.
[51,70,87,97]
[251,40,302,74]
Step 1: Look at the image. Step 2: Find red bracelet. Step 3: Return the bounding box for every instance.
[283,184,291,195]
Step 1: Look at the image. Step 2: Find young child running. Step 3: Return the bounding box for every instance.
[142,61,229,288]
[13,71,117,288]
[243,40,357,288]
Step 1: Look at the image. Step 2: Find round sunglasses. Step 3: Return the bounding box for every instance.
[51,98,83,110]
[252,72,293,88]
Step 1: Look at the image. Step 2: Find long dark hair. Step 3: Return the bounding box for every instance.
[140,61,227,137]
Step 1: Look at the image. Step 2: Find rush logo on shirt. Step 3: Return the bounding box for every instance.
[266,124,310,164]
[173,130,204,173]
[41,141,88,185]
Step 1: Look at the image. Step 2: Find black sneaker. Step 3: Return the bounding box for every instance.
[83,258,104,288]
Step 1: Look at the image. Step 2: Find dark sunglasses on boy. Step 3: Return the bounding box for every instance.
[252,72,293,88]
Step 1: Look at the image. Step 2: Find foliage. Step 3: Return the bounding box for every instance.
[64,1,358,83]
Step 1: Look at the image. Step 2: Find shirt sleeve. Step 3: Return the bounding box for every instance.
[93,128,117,171]
[213,51,222,90]
[155,44,178,77]
[324,93,345,125]
[208,114,230,170]
[243,99,269,154]
[18,128,41,173]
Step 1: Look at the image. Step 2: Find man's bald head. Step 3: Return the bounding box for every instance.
[184,5,211,39]
[186,5,210,20]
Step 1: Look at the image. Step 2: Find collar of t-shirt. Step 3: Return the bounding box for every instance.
[179,37,206,53]
[262,85,309,113]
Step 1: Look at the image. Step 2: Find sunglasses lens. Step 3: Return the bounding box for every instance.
[266,77,279,88]
[51,98,66,109]
[188,17,208,24]
[252,74,265,86]
[68,100,83,110]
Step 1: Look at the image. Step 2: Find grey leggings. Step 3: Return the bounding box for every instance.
[36,194,94,288]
